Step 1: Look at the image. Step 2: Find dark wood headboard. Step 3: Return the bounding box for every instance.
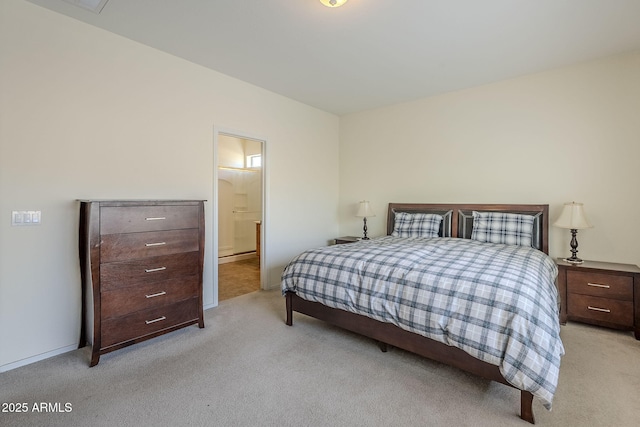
[387,203,549,254]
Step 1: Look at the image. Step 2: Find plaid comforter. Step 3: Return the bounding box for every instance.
[281,236,564,409]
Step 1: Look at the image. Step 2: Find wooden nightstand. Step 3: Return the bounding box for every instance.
[556,258,640,339]
[334,236,361,245]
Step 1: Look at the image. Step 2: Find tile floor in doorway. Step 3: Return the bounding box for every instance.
[218,256,260,301]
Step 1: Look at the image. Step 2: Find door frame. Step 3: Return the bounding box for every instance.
[211,126,268,307]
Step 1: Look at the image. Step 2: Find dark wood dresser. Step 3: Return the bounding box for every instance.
[79,200,206,366]
[556,258,640,339]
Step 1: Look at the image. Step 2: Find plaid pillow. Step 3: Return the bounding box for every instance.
[471,211,534,247]
[391,212,442,238]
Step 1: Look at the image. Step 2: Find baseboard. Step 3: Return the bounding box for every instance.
[218,252,257,264]
[0,344,78,373]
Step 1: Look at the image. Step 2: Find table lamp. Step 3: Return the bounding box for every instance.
[356,201,375,240]
[553,202,593,264]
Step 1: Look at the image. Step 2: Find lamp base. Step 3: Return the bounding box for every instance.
[564,229,584,264]
[361,217,369,240]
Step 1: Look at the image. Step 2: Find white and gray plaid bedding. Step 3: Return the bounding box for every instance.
[281,236,564,409]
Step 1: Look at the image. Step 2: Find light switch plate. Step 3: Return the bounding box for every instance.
[11,211,41,226]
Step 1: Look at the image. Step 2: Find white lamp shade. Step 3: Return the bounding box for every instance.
[553,202,593,230]
[356,201,375,218]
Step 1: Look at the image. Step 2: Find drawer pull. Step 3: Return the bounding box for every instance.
[145,266,167,273]
[588,306,611,313]
[145,316,167,325]
[587,282,610,289]
[145,242,166,247]
[145,291,167,299]
[145,217,166,221]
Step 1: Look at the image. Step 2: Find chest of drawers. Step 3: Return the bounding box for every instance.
[79,200,205,366]
[556,259,640,339]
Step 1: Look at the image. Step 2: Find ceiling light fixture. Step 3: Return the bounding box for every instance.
[320,0,348,8]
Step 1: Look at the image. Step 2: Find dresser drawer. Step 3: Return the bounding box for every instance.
[100,251,200,291]
[100,229,200,262]
[101,298,199,348]
[567,271,633,300]
[567,293,634,327]
[100,205,200,234]
[101,275,199,319]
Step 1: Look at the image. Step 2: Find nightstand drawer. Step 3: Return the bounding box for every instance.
[567,294,634,327]
[566,271,633,300]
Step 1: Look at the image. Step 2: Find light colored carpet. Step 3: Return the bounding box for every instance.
[1,289,639,426]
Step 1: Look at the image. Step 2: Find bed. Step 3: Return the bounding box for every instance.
[281,203,564,424]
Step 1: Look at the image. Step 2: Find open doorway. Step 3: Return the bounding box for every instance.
[216,132,264,301]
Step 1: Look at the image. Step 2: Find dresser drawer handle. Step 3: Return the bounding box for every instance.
[145,291,167,299]
[145,217,166,221]
[145,266,167,273]
[145,242,166,247]
[587,306,611,313]
[587,282,610,289]
[145,316,167,325]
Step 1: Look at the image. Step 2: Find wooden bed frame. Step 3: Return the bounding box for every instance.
[285,203,550,424]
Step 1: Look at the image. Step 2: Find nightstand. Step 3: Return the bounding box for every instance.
[334,236,361,245]
[556,258,640,339]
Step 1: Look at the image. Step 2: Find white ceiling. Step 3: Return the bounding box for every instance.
[25,0,640,115]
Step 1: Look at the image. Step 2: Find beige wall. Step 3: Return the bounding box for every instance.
[0,0,340,370]
[339,52,640,266]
